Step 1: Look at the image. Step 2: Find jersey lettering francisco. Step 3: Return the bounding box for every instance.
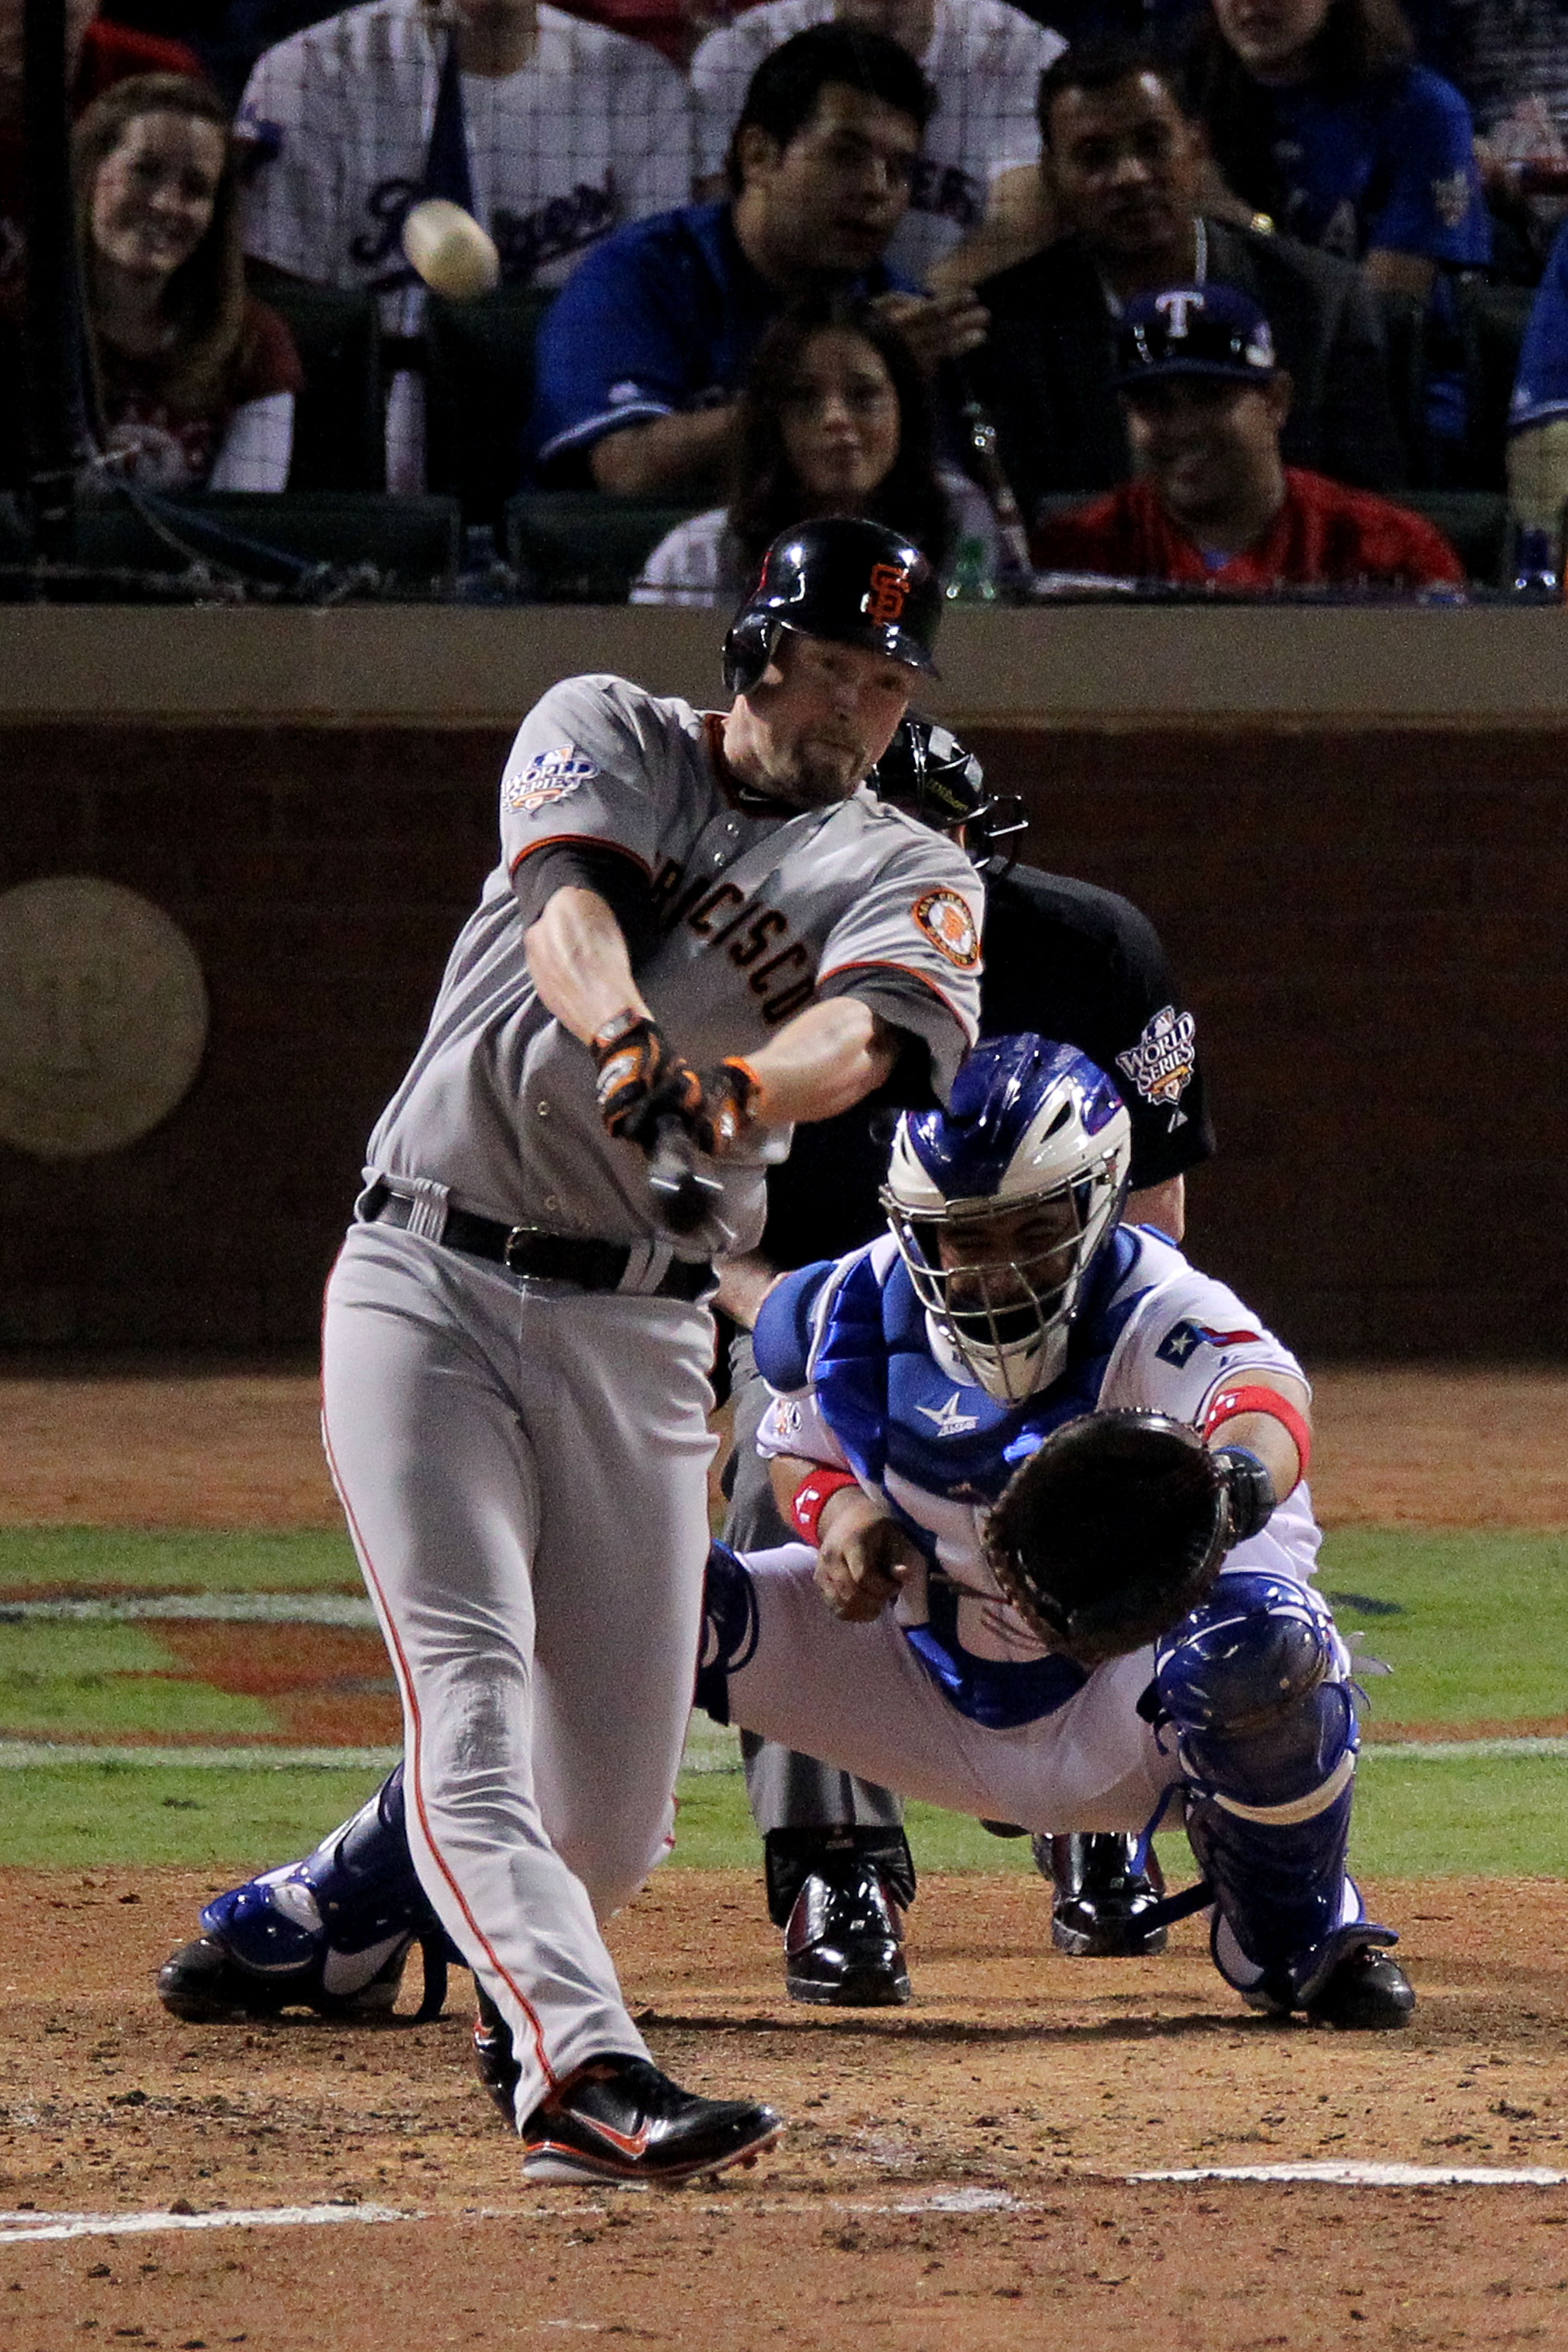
[365,674,985,1254]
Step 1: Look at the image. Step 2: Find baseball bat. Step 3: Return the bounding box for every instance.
[649,1116,722,1237]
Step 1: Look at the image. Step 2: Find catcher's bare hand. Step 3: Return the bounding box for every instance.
[814,1488,925,1623]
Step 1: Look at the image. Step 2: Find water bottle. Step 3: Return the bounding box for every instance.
[944,534,998,605]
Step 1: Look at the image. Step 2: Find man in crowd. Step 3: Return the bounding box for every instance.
[236,0,693,486]
[962,39,1407,527]
[1034,283,1465,589]
[527,23,986,496]
[688,0,1066,287]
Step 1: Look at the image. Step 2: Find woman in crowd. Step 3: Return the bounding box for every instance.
[633,293,998,606]
[74,73,300,490]
[1186,0,1489,460]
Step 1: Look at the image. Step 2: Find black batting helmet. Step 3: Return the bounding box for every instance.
[722,515,943,694]
[871,713,1029,875]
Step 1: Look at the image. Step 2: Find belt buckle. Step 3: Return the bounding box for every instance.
[502,1224,544,1274]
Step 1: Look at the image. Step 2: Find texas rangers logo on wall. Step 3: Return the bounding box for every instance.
[1116,1004,1197,1126]
[912,888,980,969]
[505,745,599,815]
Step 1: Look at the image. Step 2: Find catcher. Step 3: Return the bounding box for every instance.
[698,1030,1415,2029]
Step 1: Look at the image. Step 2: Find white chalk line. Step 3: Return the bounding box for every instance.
[1131,2162,1568,2187]
[0,1594,376,1626]
[7,2167,1567,2247]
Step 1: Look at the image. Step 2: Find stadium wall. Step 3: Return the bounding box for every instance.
[0,606,1564,1357]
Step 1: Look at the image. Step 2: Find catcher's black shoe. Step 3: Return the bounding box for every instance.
[1037,1833,1168,1957]
[157,1933,412,2023]
[783,1860,911,2007]
[521,2057,784,2186]
[473,1985,522,2125]
[1303,1943,1416,2030]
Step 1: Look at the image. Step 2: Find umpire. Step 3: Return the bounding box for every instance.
[713,716,1215,2006]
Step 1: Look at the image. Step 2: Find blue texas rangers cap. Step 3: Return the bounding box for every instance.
[1111,283,1279,390]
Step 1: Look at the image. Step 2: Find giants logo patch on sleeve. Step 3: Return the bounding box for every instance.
[505,745,599,814]
[912,888,980,969]
[1116,1005,1197,1125]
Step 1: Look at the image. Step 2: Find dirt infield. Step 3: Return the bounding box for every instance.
[2,1362,1568,1531]
[1,1868,1566,2350]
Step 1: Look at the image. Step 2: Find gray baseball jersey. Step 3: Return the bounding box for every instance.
[367,672,985,1255]
[688,0,1063,286]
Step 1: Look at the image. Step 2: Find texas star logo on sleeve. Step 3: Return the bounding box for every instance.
[1115,1004,1197,1124]
[505,745,600,815]
[911,887,981,969]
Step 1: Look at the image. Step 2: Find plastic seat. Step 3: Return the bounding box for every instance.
[261,282,386,493]
[1454,280,1536,494]
[1374,289,1429,489]
[425,286,555,527]
[504,490,703,600]
[68,490,464,587]
[1397,487,1510,586]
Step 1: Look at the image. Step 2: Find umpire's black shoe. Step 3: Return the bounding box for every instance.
[473,1986,522,2125]
[1304,1944,1416,2030]
[783,1860,911,2007]
[522,2057,784,2186]
[156,1934,409,2023]
[1037,1833,1169,1958]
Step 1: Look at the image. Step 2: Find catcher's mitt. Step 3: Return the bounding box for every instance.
[982,1410,1232,1669]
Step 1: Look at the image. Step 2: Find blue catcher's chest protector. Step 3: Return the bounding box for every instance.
[769,1231,1149,1728]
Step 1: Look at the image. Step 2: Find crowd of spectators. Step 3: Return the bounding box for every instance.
[7,0,1568,589]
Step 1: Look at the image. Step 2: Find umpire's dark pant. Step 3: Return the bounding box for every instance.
[725,1335,904,1836]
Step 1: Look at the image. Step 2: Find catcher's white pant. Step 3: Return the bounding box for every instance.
[321,1221,718,2122]
[723,1544,1183,1834]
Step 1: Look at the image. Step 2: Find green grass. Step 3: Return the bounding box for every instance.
[5,1750,1560,1877]
[1316,1528,1568,1724]
[0,1527,359,1595]
[0,1621,278,1738]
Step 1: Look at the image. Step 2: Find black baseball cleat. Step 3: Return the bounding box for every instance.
[157,1934,411,2023]
[521,2057,784,2186]
[473,1985,523,2125]
[1037,1832,1169,1957]
[1304,1943,1416,2030]
[783,1859,911,2007]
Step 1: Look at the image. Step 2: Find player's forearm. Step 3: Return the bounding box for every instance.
[1205,1372,1311,1497]
[523,886,650,1042]
[742,998,896,1127]
[588,406,737,498]
[714,1249,781,1329]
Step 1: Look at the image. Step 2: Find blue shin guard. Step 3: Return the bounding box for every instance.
[694,1541,760,1726]
[1154,1570,1396,2013]
[198,1765,460,2020]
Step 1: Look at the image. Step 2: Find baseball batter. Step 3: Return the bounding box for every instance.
[236,0,693,485]
[166,518,984,2187]
[698,1033,1416,2030]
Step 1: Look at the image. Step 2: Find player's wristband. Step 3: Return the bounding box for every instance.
[1202,1383,1312,1479]
[790,1467,860,1548]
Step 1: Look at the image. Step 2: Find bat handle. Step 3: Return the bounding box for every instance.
[649,1116,723,1237]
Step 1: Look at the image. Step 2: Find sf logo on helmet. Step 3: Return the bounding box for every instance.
[864,563,911,625]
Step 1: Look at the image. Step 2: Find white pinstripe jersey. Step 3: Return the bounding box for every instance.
[366,674,985,1255]
[238,0,694,330]
[688,0,1064,285]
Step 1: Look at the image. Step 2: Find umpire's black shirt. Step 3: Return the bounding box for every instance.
[758,863,1215,1273]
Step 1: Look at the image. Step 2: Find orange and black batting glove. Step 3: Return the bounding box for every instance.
[693,1058,764,1156]
[590,1009,701,1150]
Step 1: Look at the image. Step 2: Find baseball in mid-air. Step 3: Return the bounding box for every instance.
[401,198,501,300]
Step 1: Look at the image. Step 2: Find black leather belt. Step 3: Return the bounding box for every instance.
[363,1185,713,1301]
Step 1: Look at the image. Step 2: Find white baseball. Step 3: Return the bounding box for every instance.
[401,198,501,300]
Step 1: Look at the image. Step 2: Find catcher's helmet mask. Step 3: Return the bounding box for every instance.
[882,1036,1132,1404]
[870,713,1028,876]
[722,516,943,695]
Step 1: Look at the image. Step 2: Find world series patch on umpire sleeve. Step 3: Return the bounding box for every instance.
[1115,1005,1197,1126]
[505,745,599,814]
